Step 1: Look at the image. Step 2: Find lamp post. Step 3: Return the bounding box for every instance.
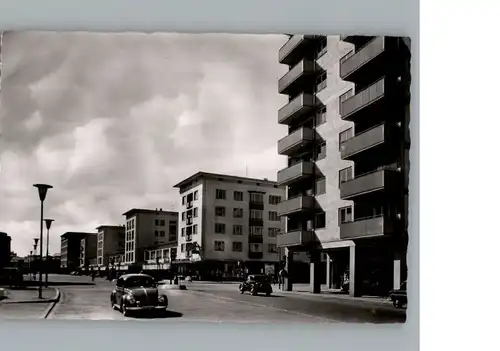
[33,239,38,281]
[33,184,53,299]
[44,219,54,287]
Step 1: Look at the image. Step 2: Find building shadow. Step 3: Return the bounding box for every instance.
[130,309,183,319]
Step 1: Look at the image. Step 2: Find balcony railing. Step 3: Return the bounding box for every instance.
[340,37,385,79]
[277,161,314,186]
[340,123,387,159]
[278,93,316,125]
[277,127,314,156]
[340,215,397,240]
[340,77,385,120]
[277,195,315,216]
[276,230,316,248]
[278,59,317,94]
[248,251,263,259]
[340,168,399,199]
[279,35,315,64]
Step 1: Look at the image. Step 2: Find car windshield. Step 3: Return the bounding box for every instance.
[250,275,268,282]
[125,276,156,288]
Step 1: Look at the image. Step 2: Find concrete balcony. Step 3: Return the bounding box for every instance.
[276,230,316,248]
[340,37,386,81]
[340,35,374,47]
[340,169,400,200]
[248,251,263,259]
[279,35,316,65]
[277,195,315,217]
[340,215,397,240]
[277,161,314,186]
[278,93,316,125]
[340,77,385,120]
[278,59,318,95]
[277,127,314,156]
[340,123,389,160]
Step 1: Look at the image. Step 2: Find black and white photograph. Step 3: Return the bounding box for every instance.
[0,31,411,323]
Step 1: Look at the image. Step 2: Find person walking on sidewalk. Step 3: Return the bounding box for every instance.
[90,266,95,281]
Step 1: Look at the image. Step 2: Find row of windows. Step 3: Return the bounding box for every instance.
[215,189,281,205]
[214,207,280,221]
[181,208,199,221]
[213,223,280,236]
[124,252,135,263]
[126,231,135,241]
[126,219,135,230]
[181,225,199,236]
[182,190,199,205]
[125,241,135,252]
[214,241,278,253]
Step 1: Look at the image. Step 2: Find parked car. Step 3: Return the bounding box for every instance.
[239,274,273,296]
[110,273,168,317]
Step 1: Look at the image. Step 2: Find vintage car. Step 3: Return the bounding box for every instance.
[239,274,273,296]
[110,273,168,316]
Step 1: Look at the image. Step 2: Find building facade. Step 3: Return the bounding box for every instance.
[173,172,289,280]
[143,242,178,273]
[96,225,125,268]
[0,232,12,269]
[276,35,411,296]
[79,234,97,268]
[60,232,95,271]
[123,208,178,266]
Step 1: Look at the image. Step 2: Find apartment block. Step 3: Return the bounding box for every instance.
[0,232,11,269]
[96,225,125,267]
[122,208,178,266]
[79,234,97,268]
[173,172,289,280]
[60,232,95,271]
[276,35,411,296]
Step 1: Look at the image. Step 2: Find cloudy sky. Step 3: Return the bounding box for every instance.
[0,31,288,256]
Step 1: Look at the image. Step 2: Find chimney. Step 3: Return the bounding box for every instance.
[160,208,162,211]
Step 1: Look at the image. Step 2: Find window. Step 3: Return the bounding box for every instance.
[233,224,243,235]
[339,206,353,224]
[250,209,263,219]
[339,166,353,184]
[193,207,198,217]
[160,219,165,226]
[316,36,327,58]
[233,208,243,218]
[214,241,225,251]
[250,193,264,203]
[316,71,327,92]
[315,177,326,195]
[315,142,326,161]
[250,243,263,253]
[316,212,326,229]
[160,230,165,237]
[154,230,159,237]
[216,189,226,200]
[268,228,279,237]
[268,243,278,253]
[339,128,353,150]
[181,228,185,237]
[150,251,156,260]
[215,206,226,216]
[250,226,263,236]
[268,211,279,221]
[169,221,177,234]
[194,190,198,200]
[234,191,243,201]
[316,107,327,126]
[182,212,186,221]
[193,224,198,234]
[269,195,281,205]
[182,196,186,205]
[215,223,226,234]
[232,242,243,252]
[181,243,185,253]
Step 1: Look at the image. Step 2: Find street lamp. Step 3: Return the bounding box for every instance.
[33,184,53,299]
[33,238,38,281]
[44,219,54,287]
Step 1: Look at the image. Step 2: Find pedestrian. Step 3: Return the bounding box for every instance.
[90,267,95,281]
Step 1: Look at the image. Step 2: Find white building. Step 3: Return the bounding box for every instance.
[96,225,125,268]
[173,172,293,280]
[123,208,178,266]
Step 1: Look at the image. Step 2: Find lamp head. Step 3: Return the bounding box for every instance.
[33,184,53,202]
[44,218,55,230]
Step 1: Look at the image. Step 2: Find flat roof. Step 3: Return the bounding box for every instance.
[60,232,96,238]
[173,171,278,189]
[96,225,125,231]
[122,208,178,217]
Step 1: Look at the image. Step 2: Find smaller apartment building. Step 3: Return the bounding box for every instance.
[142,243,178,275]
[96,225,125,267]
[60,232,95,271]
[173,172,305,280]
[123,208,178,266]
[79,234,97,268]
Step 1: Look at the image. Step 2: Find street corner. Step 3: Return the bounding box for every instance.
[0,286,59,304]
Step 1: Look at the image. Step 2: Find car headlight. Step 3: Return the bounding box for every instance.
[158,295,168,304]
[127,295,136,304]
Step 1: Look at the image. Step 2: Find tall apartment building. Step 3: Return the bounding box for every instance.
[60,232,95,271]
[173,172,287,280]
[276,35,411,296]
[123,208,178,266]
[96,225,125,267]
[79,234,97,268]
[0,232,12,269]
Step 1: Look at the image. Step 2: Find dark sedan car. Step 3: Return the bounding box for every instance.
[239,274,273,296]
[110,273,168,316]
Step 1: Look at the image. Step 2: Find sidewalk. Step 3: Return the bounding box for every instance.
[0,287,59,304]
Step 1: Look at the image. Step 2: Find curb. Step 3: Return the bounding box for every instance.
[0,288,60,305]
[41,288,61,319]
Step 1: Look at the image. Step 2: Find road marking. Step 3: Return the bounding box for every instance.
[187,290,338,323]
